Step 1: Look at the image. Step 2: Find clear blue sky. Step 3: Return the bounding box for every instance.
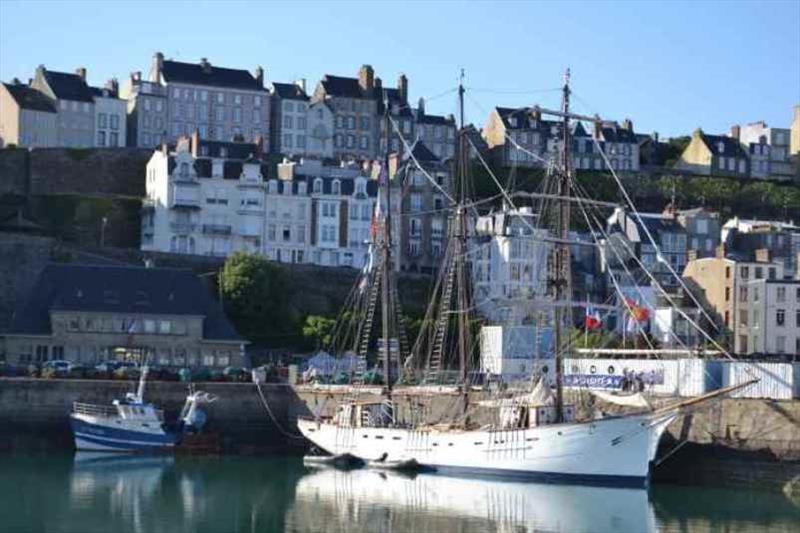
[1,1,798,138]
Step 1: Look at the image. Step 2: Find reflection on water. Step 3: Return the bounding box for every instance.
[0,453,797,533]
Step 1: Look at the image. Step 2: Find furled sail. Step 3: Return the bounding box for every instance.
[590,390,651,410]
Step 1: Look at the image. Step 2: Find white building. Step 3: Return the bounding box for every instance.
[264,177,311,264]
[91,82,127,147]
[740,279,800,356]
[306,100,335,158]
[141,133,268,257]
[472,206,552,324]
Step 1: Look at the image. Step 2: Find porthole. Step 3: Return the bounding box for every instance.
[608,365,615,374]
[590,365,597,374]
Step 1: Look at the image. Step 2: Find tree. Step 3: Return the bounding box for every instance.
[302,315,337,350]
[219,252,289,346]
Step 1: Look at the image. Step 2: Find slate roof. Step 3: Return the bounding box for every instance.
[271,82,309,101]
[377,87,412,117]
[10,264,243,342]
[597,122,637,144]
[700,133,748,158]
[42,70,94,102]
[89,86,120,99]
[407,140,440,163]
[319,75,366,98]
[2,83,56,112]
[272,175,377,197]
[198,140,259,160]
[416,112,455,126]
[161,60,264,91]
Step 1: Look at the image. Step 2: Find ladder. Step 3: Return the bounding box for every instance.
[425,254,457,383]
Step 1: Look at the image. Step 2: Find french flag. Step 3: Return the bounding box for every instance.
[584,306,602,330]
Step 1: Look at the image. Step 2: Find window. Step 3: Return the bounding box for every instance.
[777,309,785,326]
[233,107,242,123]
[739,310,748,327]
[283,226,291,241]
[254,95,261,107]
[777,287,786,303]
[796,309,800,328]
[216,93,225,104]
[268,224,276,241]
[360,116,370,130]
[98,113,108,128]
[725,266,731,279]
[725,287,731,302]
[297,226,305,243]
[284,115,293,129]
[739,286,747,302]
[741,266,749,279]
[253,110,261,123]
[410,193,423,212]
[755,267,763,279]
[297,135,306,148]
[776,336,786,354]
[360,136,369,149]
[283,134,293,148]
[322,202,337,217]
[769,268,776,280]
[144,319,156,334]
[332,180,340,195]
[159,321,171,334]
[313,179,322,193]
[97,131,106,146]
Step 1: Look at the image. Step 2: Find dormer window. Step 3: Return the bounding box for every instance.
[179,162,189,179]
[313,178,322,194]
[508,117,517,128]
[355,180,366,196]
[717,141,725,154]
[298,182,307,195]
[200,146,209,156]
[332,179,341,195]
[220,147,228,158]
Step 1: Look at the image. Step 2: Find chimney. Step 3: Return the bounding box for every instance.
[374,76,383,92]
[593,119,602,139]
[730,124,741,140]
[11,77,21,85]
[132,71,142,82]
[398,73,408,102]
[152,52,164,82]
[623,118,633,132]
[715,244,726,259]
[295,78,306,93]
[255,66,264,88]
[200,57,211,74]
[531,105,542,123]
[417,97,426,117]
[358,64,374,94]
[105,78,119,96]
[755,248,770,263]
[75,67,87,82]
[161,142,169,155]
[653,131,659,143]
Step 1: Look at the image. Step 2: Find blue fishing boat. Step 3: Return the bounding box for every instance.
[70,366,215,452]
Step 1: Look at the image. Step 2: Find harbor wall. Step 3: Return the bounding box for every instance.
[1,378,798,492]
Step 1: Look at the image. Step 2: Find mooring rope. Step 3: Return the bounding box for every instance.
[254,382,306,440]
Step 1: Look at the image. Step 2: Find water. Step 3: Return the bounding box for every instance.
[0,453,797,533]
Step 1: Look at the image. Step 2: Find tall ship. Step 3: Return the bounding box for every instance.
[297,71,754,486]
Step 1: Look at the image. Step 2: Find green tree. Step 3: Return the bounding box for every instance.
[219,252,289,346]
[302,315,337,350]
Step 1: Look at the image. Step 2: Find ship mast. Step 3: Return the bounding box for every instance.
[456,69,469,385]
[552,69,573,422]
[382,90,393,395]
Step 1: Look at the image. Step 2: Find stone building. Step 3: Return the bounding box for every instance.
[306,100,335,159]
[119,71,169,148]
[141,133,268,257]
[4,263,246,368]
[30,65,95,147]
[270,80,310,156]
[0,80,57,148]
[412,99,457,161]
[675,128,750,177]
[674,207,720,259]
[126,53,270,148]
[733,122,794,181]
[312,65,381,159]
[91,80,127,147]
[389,141,450,273]
[722,218,800,279]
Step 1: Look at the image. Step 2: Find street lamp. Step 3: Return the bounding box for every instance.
[100,217,108,247]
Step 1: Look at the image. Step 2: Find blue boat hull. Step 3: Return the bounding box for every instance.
[70,416,177,453]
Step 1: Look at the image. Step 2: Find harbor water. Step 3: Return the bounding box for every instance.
[0,452,798,533]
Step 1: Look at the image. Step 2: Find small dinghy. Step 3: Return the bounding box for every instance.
[303,453,363,469]
[367,453,422,472]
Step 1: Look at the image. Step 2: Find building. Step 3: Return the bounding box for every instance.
[675,128,749,177]
[390,141,451,273]
[652,305,704,349]
[377,75,414,155]
[739,278,800,357]
[141,133,268,257]
[673,207,721,259]
[91,80,127,148]
[270,80,310,156]
[30,65,95,147]
[119,71,169,148]
[312,65,380,159]
[4,263,246,368]
[605,208,687,291]
[722,217,800,279]
[791,105,800,160]
[472,205,552,325]
[483,106,638,171]
[306,100,335,158]
[683,249,785,353]
[269,158,379,268]
[126,53,270,148]
[413,98,457,160]
[0,80,57,147]
[733,122,794,181]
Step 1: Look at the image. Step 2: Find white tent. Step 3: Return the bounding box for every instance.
[306,351,337,376]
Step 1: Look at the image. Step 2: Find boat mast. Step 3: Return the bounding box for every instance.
[456,69,468,385]
[552,69,573,422]
[381,90,393,395]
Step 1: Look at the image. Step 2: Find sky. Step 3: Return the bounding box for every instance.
[1,0,798,138]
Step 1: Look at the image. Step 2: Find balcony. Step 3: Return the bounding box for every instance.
[170,222,197,234]
[171,196,201,209]
[203,224,233,235]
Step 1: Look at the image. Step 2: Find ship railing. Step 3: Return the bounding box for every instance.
[72,402,118,418]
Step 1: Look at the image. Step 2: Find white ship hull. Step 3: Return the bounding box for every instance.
[298,410,677,487]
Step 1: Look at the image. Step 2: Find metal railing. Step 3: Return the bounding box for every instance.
[72,402,118,418]
[203,224,233,235]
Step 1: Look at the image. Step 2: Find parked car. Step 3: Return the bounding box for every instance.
[42,360,75,377]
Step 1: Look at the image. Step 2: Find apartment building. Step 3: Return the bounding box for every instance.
[413,99,457,160]
[733,122,794,181]
[722,218,800,279]
[5,263,246,368]
[472,205,552,325]
[270,80,310,156]
[739,278,800,356]
[30,65,95,147]
[673,207,721,259]
[120,71,169,147]
[683,249,785,352]
[141,133,268,257]
[388,141,451,273]
[0,80,57,147]
[91,80,126,147]
[312,65,381,159]
[306,100,335,158]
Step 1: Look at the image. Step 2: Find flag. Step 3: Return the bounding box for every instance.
[584,306,602,330]
[625,298,650,322]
